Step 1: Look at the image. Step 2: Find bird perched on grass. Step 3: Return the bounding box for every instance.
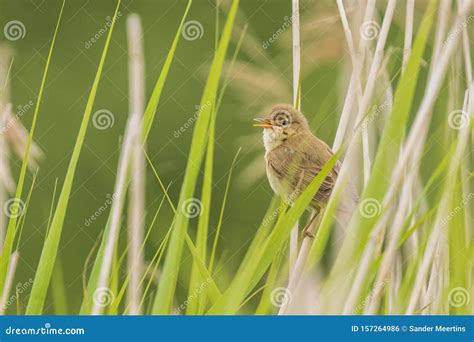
[254,104,339,237]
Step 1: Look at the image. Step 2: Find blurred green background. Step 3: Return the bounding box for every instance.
[0,0,413,313]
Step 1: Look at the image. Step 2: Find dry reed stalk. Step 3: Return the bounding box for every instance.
[372,0,472,248]
[403,0,415,70]
[406,86,472,314]
[322,0,365,150]
[279,215,323,315]
[289,0,301,276]
[333,74,357,151]
[362,6,420,304]
[424,239,446,314]
[336,0,375,185]
[0,251,18,314]
[324,0,396,269]
[91,106,141,314]
[325,0,414,314]
[342,51,401,311]
[342,207,392,314]
[364,176,415,313]
[431,0,451,69]
[126,14,146,315]
[354,0,396,130]
[280,0,397,315]
[387,255,402,313]
[336,0,370,185]
[366,5,473,307]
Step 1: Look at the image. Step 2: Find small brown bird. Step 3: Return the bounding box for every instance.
[254,104,339,237]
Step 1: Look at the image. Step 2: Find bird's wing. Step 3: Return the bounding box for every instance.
[267,143,338,202]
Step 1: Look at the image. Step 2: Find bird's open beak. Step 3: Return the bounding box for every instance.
[253,118,273,128]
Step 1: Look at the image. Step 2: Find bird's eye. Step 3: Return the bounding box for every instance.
[275,112,291,128]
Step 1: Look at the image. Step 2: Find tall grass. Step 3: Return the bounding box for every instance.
[151,0,239,314]
[0,0,472,316]
[0,0,65,311]
[26,0,121,314]
[81,0,193,315]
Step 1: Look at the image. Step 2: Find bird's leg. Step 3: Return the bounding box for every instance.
[302,208,320,239]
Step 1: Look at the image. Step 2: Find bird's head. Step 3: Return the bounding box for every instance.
[254,104,310,150]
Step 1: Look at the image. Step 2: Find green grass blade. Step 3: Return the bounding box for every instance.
[140,226,172,312]
[111,192,167,313]
[188,26,247,314]
[79,218,111,314]
[209,148,241,273]
[142,0,193,140]
[448,169,469,315]
[234,196,281,277]
[14,169,39,251]
[145,153,221,306]
[0,0,65,295]
[186,105,215,314]
[25,0,121,314]
[51,258,68,315]
[184,234,222,301]
[255,249,285,314]
[108,249,119,315]
[151,0,239,314]
[44,179,59,239]
[79,2,192,315]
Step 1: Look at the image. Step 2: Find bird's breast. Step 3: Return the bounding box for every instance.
[264,151,286,197]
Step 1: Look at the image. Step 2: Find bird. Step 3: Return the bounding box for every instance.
[253,104,339,238]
